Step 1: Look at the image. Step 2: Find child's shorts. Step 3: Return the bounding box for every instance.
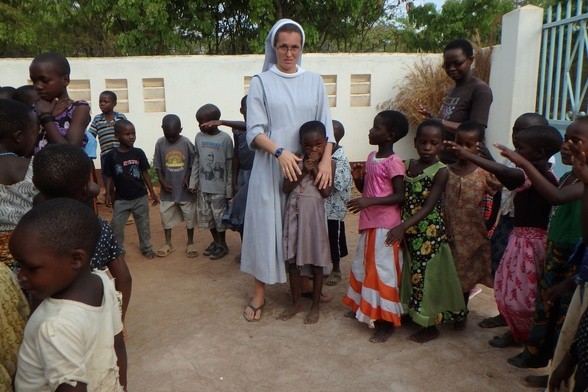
[160,201,197,230]
[198,192,227,231]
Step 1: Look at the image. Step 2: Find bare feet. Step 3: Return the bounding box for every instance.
[279,303,302,321]
[304,304,320,324]
[369,320,394,343]
[408,326,439,343]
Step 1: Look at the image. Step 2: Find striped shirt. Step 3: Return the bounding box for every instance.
[89,112,127,156]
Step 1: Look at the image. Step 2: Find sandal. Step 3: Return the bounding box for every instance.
[243,300,266,322]
[209,244,228,260]
[325,271,342,286]
[488,331,518,348]
[203,242,218,256]
[186,244,199,258]
[156,244,175,258]
[142,250,156,259]
[478,314,507,328]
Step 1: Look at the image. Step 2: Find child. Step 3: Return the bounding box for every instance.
[343,110,407,343]
[32,143,133,322]
[478,112,549,329]
[10,198,127,391]
[12,85,39,108]
[153,114,197,258]
[29,52,90,153]
[325,120,352,286]
[188,104,233,260]
[279,121,334,324]
[446,125,562,347]
[89,90,127,197]
[443,120,500,330]
[200,96,250,262]
[497,117,587,369]
[103,119,159,259]
[386,119,467,343]
[0,99,38,390]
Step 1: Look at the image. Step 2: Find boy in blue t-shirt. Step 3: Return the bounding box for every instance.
[103,119,159,259]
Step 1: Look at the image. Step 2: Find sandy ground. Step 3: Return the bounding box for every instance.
[100,200,548,392]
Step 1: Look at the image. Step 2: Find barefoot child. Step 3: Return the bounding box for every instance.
[325,120,352,286]
[188,104,233,260]
[497,117,587,369]
[29,52,91,153]
[103,119,160,259]
[443,120,500,330]
[279,121,334,324]
[386,119,467,343]
[446,125,562,347]
[153,114,198,258]
[343,110,407,343]
[10,199,127,391]
[0,99,38,390]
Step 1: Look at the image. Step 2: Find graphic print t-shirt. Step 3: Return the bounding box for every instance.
[153,136,196,203]
[103,147,150,200]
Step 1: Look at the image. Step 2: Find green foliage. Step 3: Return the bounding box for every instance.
[147,163,159,185]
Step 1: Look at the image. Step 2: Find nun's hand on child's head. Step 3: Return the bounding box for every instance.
[315,157,332,189]
[385,226,405,246]
[347,197,370,213]
[278,149,302,182]
[570,141,588,183]
[495,143,527,167]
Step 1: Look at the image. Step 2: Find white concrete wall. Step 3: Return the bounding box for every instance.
[0,6,543,167]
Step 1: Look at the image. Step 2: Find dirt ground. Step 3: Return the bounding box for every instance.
[99,201,549,392]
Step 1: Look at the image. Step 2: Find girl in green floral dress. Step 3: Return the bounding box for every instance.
[386,120,466,343]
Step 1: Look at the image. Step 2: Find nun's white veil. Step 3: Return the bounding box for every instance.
[262,19,305,72]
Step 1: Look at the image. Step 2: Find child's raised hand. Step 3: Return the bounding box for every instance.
[350,162,364,180]
[418,104,433,119]
[385,226,405,246]
[443,140,470,160]
[347,197,371,213]
[495,143,527,167]
[570,141,588,183]
[34,98,57,117]
[201,120,222,129]
[303,157,316,172]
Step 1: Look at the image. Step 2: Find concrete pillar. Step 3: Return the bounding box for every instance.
[487,5,544,148]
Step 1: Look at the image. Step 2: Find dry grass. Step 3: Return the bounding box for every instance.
[379,36,493,126]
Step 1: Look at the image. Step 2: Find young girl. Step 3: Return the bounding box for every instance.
[0,99,38,390]
[386,120,467,343]
[29,52,91,153]
[497,117,587,369]
[443,120,500,330]
[343,110,408,343]
[446,125,562,347]
[279,121,334,324]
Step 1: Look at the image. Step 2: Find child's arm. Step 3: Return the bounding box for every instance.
[348,175,405,213]
[497,143,582,204]
[107,256,132,321]
[444,140,525,190]
[386,167,448,245]
[350,162,365,192]
[225,138,234,199]
[202,119,246,131]
[188,145,200,193]
[571,141,588,242]
[155,168,172,193]
[141,170,160,206]
[232,132,240,194]
[114,331,127,391]
[105,176,114,207]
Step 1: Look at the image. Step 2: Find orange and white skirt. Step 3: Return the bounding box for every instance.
[343,228,403,327]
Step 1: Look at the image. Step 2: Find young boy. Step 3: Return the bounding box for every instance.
[89,90,127,199]
[103,119,159,259]
[188,104,233,260]
[200,96,250,262]
[32,143,133,320]
[10,198,127,391]
[325,120,352,286]
[153,114,198,258]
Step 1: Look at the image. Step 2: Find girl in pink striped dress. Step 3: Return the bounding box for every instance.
[343,110,408,343]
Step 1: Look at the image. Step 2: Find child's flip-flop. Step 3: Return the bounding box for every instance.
[186,244,198,258]
[156,244,175,258]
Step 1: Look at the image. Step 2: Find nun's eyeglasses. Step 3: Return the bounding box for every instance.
[276,45,301,54]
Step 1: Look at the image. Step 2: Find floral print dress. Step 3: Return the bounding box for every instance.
[400,161,467,327]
